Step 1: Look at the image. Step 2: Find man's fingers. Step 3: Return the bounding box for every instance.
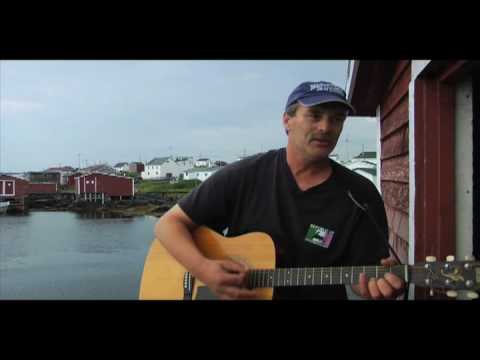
[384,273,404,291]
[368,278,381,299]
[381,257,397,267]
[220,273,244,287]
[221,260,247,274]
[377,278,394,298]
[358,273,371,298]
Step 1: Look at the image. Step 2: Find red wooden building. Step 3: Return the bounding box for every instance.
[28,183,58,194]
[75,172,134,203]
[0,174,30,211]
[67,172,83,187]
[347,60,479,299]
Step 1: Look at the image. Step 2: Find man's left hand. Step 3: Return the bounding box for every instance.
[352,257,405,300]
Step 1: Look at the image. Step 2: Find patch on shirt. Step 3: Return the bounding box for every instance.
[305,224,335,248]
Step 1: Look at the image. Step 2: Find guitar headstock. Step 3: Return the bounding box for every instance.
[414,255,480,299]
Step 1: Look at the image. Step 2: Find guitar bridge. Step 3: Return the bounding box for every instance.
[183,272,195,300]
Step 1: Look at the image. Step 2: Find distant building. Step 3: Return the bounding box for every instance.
[45,166,75,185]
[351,151,377,163]
[0,174,30,198]
[114,162,130,173]
[82,164,116,175]
[128,162,145,174]
[183,166,220,182]
[0,174,30,211]
[195,158,212,168]
[75,172,134,203]
[29,183,58,194]
[141,156,194,180]
[67,172,83,187]
[28,172,61,185]
[214,160,228,167]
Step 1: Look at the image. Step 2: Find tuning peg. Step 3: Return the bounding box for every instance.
[466,291,479,300]
[465,255,476,261]
[446,255,455,262]
[446,290,458,298]
[426,256,437,263]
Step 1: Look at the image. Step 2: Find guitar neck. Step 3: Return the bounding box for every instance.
[246,265,420,288]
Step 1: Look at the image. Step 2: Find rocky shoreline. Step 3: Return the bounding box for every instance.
[26,193,181,218]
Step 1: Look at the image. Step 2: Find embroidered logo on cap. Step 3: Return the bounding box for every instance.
[305,224,335,248]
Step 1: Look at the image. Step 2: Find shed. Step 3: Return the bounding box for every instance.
[347,60,479,299]
[75,172,134,203]
[28,183,58,194]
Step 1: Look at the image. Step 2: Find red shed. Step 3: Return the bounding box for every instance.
[347,60,479,299]
[0,175,30,198]
[67,172,83,187]
[75,172,134,203]
[0,175,30,211]
[28,183,58,194]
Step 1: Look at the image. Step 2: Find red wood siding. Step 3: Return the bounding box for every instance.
[0,175,30,198]
[75,173,133,197]
[28,183,57,194]
[380,61,411,264]
[414,78,455,262]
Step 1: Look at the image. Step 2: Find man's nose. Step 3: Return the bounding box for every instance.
[313,117,333,133]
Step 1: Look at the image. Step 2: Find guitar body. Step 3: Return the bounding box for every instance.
[139,226,276,300]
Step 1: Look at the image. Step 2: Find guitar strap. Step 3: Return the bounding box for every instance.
[346,189,409,301]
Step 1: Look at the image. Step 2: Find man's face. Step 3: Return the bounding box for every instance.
[283,102,348,161]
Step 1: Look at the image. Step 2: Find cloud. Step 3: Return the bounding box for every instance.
[0,98,45,113]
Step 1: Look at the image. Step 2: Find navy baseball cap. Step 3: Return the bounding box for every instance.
[285,81,355,115]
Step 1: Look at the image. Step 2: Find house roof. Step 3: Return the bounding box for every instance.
[197,158,210,161]
[354,151,376,159]
[46,166,75,172]
[347,61,398,116]
[147,157,171,165]
[114,162,129,167]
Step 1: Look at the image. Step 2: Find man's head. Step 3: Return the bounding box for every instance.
[283,81,355,162]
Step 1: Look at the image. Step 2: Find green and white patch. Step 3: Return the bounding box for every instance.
[305,224,335,248]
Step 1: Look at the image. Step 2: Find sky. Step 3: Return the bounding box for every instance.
[0,60,377,173]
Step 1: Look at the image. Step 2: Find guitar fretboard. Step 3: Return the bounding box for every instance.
[246,265,412,288]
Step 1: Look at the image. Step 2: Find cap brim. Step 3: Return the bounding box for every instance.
[298,95,356,115]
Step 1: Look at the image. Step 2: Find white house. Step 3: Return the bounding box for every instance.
[142,156,194,180]
[114,162,130,173]
[195,158,212,168]
[183,166,220,182]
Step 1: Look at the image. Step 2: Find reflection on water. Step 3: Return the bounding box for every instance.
[0,211,158,300]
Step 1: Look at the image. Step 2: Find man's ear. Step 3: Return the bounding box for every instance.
[283,113,290,135]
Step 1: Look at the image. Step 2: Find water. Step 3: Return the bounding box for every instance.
[0,211,158,300]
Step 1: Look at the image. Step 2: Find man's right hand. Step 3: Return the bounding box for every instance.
[194,259,258,300]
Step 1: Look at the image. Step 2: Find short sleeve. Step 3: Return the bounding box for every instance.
[177,166,237,232]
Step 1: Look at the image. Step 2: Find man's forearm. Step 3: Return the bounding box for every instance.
[154,216,207,278]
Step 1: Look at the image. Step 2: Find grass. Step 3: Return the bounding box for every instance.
[136,179,201,193]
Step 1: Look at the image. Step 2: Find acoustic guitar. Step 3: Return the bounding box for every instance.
[139,226,480,300]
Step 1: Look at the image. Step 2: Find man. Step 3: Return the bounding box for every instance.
[154,81,405,300]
